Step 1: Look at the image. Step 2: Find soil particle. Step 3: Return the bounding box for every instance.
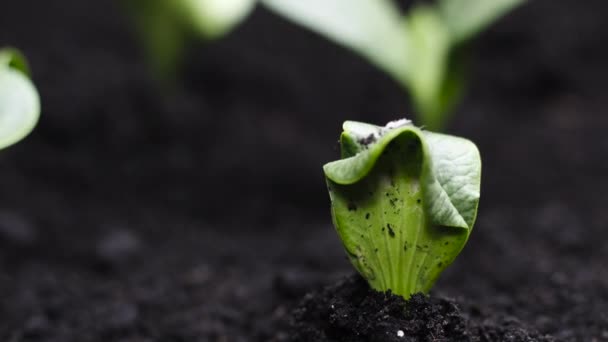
[23,314,51,338]
[358,134,377,146]
[387,224,395,237]
[0,211,37,245]
[97,301,139,330]
[95,229,142,266]
[274,270,329,300]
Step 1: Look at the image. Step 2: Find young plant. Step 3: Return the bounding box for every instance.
[123,0,256,80]
[262,0,524,131]
[0,48,40,149]
[323,119,480,298]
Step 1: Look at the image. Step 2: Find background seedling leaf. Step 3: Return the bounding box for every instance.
[324,121,480,298]
[439,0,526,44]
[181,0,256,39]
[263,0,523,131]
[261,0,410,84]
[0,48,30,76]
[124,0,255,80]
[405,6,452,130]
[0,48,40,150]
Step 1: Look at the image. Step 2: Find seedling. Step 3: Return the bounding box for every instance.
[0,48,40,149]
[262,0,524,130]
[323,119,480,298]
[124,0,255,80]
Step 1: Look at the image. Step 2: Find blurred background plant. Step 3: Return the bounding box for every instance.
[261,0,525,130]
[123,0,256,81]
[0,48,39,149]
[124,0,524,130]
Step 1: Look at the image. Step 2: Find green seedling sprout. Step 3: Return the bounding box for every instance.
[0,48,40,149]
[124,0,255,80]
[262,0,524,130]
[323,119,480,298]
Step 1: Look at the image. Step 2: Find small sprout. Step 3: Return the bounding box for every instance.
[0,48,40,150]
[323,119,481,299]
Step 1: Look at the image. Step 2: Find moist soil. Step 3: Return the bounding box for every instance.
[1,0,608,341]
[284,275,553,342]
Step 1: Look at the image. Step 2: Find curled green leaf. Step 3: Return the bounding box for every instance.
[324,119,481,298]
[0,48,40,150]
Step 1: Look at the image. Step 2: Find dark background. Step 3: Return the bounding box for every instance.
[0,0,607,341]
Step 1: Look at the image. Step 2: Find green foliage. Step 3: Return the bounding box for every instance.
[262,0,524,130]
[0,48,40,149]
[439,0,526,44]
[323,119,481,298]
[124,0,255,80]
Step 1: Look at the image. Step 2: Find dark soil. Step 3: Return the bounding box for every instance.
[1,0,608,341]
[283,275,553,342]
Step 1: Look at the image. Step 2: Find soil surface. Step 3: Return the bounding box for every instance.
[1,0,608,341]
[282,275,553,342]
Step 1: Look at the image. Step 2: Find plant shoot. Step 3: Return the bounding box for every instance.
[324,119,481,298]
